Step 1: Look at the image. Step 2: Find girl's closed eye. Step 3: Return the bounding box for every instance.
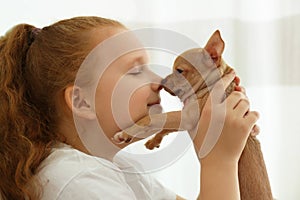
[127,65,144,75]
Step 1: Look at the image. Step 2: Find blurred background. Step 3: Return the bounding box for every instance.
[1,0,300,199]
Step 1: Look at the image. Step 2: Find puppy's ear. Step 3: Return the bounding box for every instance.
[204,30,225,66]
[64,86,96,120]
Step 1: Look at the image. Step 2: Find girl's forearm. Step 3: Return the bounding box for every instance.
[198,161,240,200]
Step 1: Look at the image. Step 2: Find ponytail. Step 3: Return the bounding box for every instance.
[0,24,49,200]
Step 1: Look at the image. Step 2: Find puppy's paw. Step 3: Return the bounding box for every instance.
[112,131,133,144]
[145,133,164,150]
[145,138,160,150]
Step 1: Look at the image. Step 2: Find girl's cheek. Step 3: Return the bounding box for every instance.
[129,86,150,108]
[108,68,157,128]
[108,76,147,129]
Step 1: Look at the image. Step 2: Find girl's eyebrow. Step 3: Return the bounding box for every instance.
[127,54,149,67]
[120,50,149,71]
[134,55,148,65]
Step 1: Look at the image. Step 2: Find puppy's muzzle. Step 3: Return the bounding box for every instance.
[161,78,168,85]
[161,78,176,96]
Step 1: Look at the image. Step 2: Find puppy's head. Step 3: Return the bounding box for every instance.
[162,30,230,103]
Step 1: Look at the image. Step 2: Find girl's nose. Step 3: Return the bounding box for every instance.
[148,68,163,91]
[151,82,163,92]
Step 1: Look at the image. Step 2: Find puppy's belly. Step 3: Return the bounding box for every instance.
[181,101,200,130]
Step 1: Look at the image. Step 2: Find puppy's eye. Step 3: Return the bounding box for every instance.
[176,68,184,74]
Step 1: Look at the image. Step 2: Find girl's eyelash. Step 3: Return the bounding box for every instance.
[128,66,143,74]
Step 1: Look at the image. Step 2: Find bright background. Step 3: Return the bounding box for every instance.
[1,0,300,199]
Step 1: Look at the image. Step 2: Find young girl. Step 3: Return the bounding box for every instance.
[0,16,259,200]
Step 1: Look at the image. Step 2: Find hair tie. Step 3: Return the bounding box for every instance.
[32,28,42,36]
[28,28,42,46]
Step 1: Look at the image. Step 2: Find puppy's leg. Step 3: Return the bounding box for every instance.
[238,136,273,200]
[145,129,177,150]
[145,103,201,149]
[113,115,153,143]
[113,111,182,144]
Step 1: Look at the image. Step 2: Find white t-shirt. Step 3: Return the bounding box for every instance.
[37,143,176,200]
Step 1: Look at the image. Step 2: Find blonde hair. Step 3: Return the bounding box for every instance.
[0,16,124,199]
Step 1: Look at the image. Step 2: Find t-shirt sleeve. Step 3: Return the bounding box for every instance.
[57,167,137,200]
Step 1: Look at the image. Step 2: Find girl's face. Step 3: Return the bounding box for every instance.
[94,29,162,141]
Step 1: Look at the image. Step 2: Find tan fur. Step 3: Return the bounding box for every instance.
[116,30,273,199]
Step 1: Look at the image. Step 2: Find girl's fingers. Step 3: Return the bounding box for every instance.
[240,86,246,94]
[250,125,260,136]
[245,111,260,128]
[234,76,240,85]
[234,99,250,117]
[226,91,248,109]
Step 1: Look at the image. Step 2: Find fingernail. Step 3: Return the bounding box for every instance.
[235,86,241,91]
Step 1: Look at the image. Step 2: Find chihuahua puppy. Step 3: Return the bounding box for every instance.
[114,30,273,200]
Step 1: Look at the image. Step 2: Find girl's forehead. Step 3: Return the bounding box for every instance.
[87,27,151,74]
[91,27,149,59]
[110,49,149,72]
[122,49,149,62]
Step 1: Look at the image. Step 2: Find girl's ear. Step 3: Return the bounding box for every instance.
[64,86,96,120]
[204,30,225,66]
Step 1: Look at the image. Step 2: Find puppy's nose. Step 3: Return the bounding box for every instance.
[161,78,167,85]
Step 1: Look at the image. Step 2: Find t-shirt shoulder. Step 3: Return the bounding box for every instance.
[37,143,176,200]
[38,144,135,199]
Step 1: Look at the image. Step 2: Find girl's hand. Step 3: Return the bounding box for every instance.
[190,71,259,165]
[234,77,260,137]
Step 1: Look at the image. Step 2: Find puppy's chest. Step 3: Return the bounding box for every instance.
[195,73,236,112]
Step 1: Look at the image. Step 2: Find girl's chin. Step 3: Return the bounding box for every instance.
[148,104,163,114]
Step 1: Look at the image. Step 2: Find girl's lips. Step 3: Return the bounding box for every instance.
[147,99,161,107]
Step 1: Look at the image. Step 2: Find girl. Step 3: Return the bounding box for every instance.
[0,16,258,199]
